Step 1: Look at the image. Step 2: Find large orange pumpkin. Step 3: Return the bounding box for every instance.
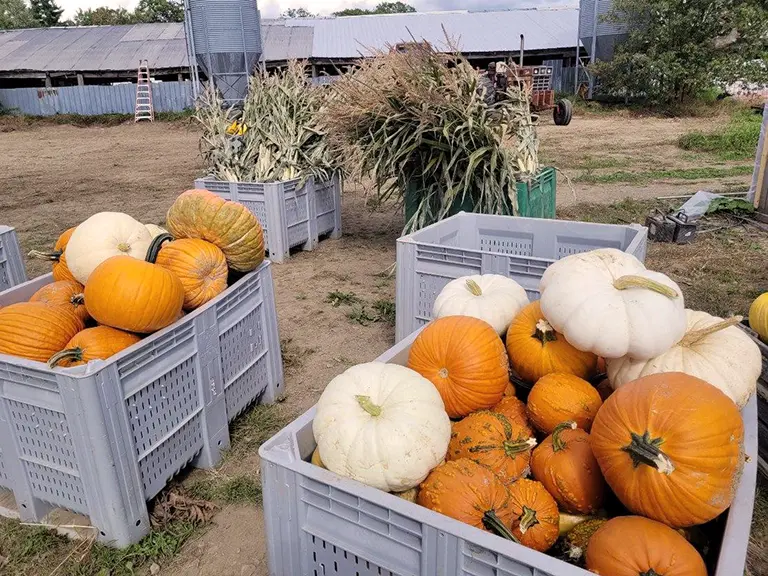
[84,255,185,334]
[530,421,605,514]
[585,516,707,576]
[527,373,602,434]
[448,411,535,485]
[590,372,744,528]
[48,326,141,368]
[0,302,84,363]
[29,280,89,324]
[491,395,528,427]
[166,190,265,272]
[506,301,598,383]
[507,479,559,552]
[418,459,516,541]
[148,234,228,311]
[407,316,509,418]
[28,227,78,283]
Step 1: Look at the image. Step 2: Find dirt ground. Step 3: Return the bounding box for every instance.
[0,111,762,576]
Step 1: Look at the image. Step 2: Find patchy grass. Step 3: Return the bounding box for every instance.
[372,299,396,325]
[748,477,768,576]
[227,403,289,460]
[575,165,754,185]
[325,291,361,307]
[188,474,262,506]
[346,305,379,326]
[561,155,633,171]
[679,109,763,161]
[281,338,315,373]
[0,110,194,130]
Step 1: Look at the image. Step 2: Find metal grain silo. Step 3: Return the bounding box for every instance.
[184,0,262,104]
[577,0,629,96]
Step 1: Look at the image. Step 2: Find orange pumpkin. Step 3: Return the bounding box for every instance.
[586,516,707,576]
[29,280,89,324]
[491,395,528,427]
[506,301,598,383]
[527,373,602,434]
[166,189,265,272]
[504,382,516,397]
[590,372,744,528]
[507,479,559,552]
[28,227,78,283]
[0,302,84,363]
[407,316,509,418]
[530,421,605,514]
[48,326,141,368]
[448,411,535,485]
[418,459,516,541]
[84,255,185,334]
[148,234,228,311]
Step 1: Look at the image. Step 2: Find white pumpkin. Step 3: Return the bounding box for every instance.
[145,223,168,238]
[539,248,686,360]
[66,212,153,284]
[607,310,760,408]
[432,274,530,336]
[313,362,451,492]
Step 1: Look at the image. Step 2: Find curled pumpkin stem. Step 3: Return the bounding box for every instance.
[518,506,539,534]
[483,510,520,543]
[680,316,743,346]
[613,275,679,299]
[534,319,557,344]
[465,279,483,296]
[145,233,175,263]
[28,249,63,262]
[622,431,675,475]
[501,437,537,456]
[355,395,382,417]
[551,421,577,452]
[48,347,84,369]
[70,294,85,307]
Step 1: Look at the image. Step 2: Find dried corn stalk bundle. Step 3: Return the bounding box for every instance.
[195,61,335,183]
[322,43,539,232]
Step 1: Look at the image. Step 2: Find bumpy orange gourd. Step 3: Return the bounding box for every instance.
[407,316,509,418]
[29,280,89,324]
[506,301,598,383]
[527,373,602,434]
[448,411,535,485]
[530,422,605,514]
[590,372,744,528]
[0,302,84,363]
[28,227,78,283]
[149,235,228,311]
[586,516,707,576]
[166,189,265,272]
[507,479,559,552]
[491,395,528,427]
[84,255,184,334]
[418,459,516,541]
[48,326,141,367]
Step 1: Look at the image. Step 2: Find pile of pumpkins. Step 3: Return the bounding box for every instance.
[311,248,762,576]
[0,190,265,368]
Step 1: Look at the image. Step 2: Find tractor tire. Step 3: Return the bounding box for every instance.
[553,99,573,126]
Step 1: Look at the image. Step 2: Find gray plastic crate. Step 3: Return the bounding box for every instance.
[0,226,27,292]
[260,330,757,576]
[395,212,649,342]
[194,174,342,263]
[0,260,283,547]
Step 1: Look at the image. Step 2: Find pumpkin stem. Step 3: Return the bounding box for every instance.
[355,395,382,417]
[28,249,63,262]
[533,319,558,344]
[145,233,174,263]
[502,437,537,456]
[680,316,743,346]
[482,510,520,543]
[613,275,679,299]
[622,431,675,476]
[551,421,577,452]
[639,571,663,576]
[48,348,84,369]
[465,279,483,296]
[518,506,539,534]
[70,293,85,307]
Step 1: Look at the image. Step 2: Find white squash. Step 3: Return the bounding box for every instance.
[432,274,529,336]
[66,212,153,284]
[145,223,168,238]
[539,248,686,360]
[313,362,451,492]
[607,310,760,408]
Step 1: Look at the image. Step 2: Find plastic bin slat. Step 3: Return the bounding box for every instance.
[195,174,343,263]
[260,329,757,576]
[0,260,283,547]
[396,212,649,342]
[0,226,27,292]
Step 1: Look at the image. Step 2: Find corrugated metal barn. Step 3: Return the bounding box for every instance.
[0,8,582,116]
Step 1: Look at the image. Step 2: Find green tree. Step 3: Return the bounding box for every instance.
[134,0,183,22]
[0,0,37,29]
[334,2,415,16]
[281,7,314,18]
[73,6,136,25]
[30,0,61,25]
[594,0,768,105]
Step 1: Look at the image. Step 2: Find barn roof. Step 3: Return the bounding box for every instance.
[0,8,578,74]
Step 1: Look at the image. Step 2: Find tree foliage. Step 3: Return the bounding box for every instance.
[73,6,136,25]
[135,0,183,23]
[594,0,768,104]
[72,0,183,25]
[30,0,61,26]
[334,2,416,16]
[0,0,37,29]
[281,7,314,18]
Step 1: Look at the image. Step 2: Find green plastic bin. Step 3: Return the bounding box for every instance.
[404,167,556,227]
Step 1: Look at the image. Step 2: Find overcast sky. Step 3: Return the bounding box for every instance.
[60,0,577,20]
